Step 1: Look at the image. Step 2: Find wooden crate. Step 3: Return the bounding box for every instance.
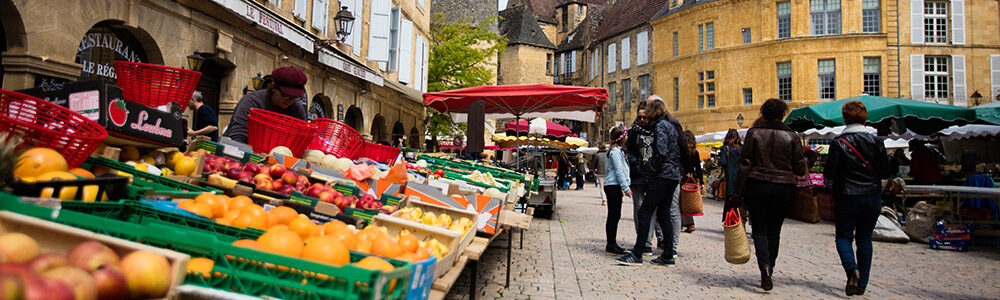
[394,199,477,256]
[370,215,460,278]
[0,211,190,299]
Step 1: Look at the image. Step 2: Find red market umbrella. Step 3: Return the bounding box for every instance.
[504,118,573,139]
[423,84,607,122]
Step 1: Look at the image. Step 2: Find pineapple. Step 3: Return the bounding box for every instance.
[0,132,23,190]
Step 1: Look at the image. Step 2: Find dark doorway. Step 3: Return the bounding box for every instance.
[309,94,331,121]
[391,121,405,148]
[344,106,363,132]
[194,59,228,115]
[409,127,420,149]
[371,114,386,143]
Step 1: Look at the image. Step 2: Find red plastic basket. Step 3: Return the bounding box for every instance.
[114,61,201,111]
[353,141,401,165]
[307,118,365,158]
[0,89,107,167]
[248,108,317,157]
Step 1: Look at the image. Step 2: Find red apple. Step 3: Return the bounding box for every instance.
[27,253,68,273]
[225,162,242,173]
[90,264,128,300]
[225,167,242,179]
[295,182,307,192]
[270,180,283,191]
[206,159,224,174]
[281,171,298,185]
[269,164,287,178]
[276,185,295,195]
[67,241,119,272]
[237,171,255,183]
[253,173,270,183]
[242,162,261,174]
[255,179,272,190]
[41,266,97,300]
[258,165,271,176]
[37,276,75,300]
[297,175,310,185]
[318,191,334,203]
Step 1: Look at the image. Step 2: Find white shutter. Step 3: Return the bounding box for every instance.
[911,54,925,101]
[293,0,307,20]
[607,43,616,72]
[418,0,424,8]
[559,53,565,74]
[621,37,630,70]
[591,49,598,79]
[352,0,364,55]
[991,55,1000,101]
[571,51,577,73]
[422,40,429,92]
[637,31,648,65]
[952,54,967,106]
[368,0,392,62]
[951,0,965,45]
[414,35,424,91]
[311,0,328,34]
[911,0,924,44]
[398,20,413,84]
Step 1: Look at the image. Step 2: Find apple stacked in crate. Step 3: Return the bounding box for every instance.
[929,221,973,252]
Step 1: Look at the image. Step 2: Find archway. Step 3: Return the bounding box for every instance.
[391,121,405,148]
[309,94,332,121]
[371,114,387,143]
[0,0,27,88]
[75,20,163,82]
[344,106,363,132]
[194,54,235,115]
[409,127,421,149]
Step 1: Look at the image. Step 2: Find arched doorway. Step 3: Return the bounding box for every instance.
[344,106,363,132]
[75,20,163,82]
[193,54,234,115]
[0,0,26,88]
[409,127,420,149]
[371,114,387,143]
[391,121,405,148]
[309,94,332,121]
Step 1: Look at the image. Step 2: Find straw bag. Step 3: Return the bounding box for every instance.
[723,208,751,264]
[680,181,704,216]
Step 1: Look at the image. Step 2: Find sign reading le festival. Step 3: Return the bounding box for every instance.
[75,26,148,81]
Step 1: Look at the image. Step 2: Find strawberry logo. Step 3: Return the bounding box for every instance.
[108,98,128,127]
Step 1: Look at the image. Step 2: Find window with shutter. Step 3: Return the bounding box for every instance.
[910,54,925,100]
[422,40,429,92]
[388,7,400,72]
[418,0,424,9]
[353,0,364,55]
[398,20,413,84]
[368,0,392,62]
[414,35,424,91]
[311,0,328,34]
[592,49,599,79]
[607,43,616,72]
[637,31,648,65]
[951,0,965,45]
[991,55,1000,101]
[571,51,577,73]
[293,0,307,20]
[270,0,283,7]
[557,53,564,75]
[911,0,925,43]
[952,55,966,106]
[621,37,630,70]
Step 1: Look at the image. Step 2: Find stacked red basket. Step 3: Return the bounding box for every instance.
[114,61,202,111]
[353,142,401,165]
[308,118,365,158]
[0,89,107,167]
[248,108,317,157]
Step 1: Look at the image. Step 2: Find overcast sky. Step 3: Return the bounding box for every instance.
[499,0,508,11]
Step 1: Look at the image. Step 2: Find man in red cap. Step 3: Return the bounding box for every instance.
[223,66,308,143]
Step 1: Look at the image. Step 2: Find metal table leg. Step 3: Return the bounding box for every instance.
[506,229,512,288]
[519,228,524,249]
[469,260,477,300]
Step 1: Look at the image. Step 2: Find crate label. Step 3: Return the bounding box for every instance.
[69,90,101,121]
[262,203,276,211]
[222,145,245,160]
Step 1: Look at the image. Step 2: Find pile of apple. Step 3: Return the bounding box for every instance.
[396,207,473,238]
[203,154,311,195]
[0,232,172,300]
[309,188,398,215]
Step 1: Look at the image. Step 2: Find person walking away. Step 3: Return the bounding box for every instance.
[824,101,891,296]
[187,91,219,142]
[719,129,745,223]
[603,125,632,255]
[908,140,942,185]
[575,153,587,190]
[617,98,682,266]
[593,145,608,205]
[557,152,570,190]
[733,99,809,291]
[681,130,704,233]
[626,101,662,255]
[222,67,308,143]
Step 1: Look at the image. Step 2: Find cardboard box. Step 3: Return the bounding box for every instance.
[929,238,968,252]
[18,79,187,147]
[403,182,504,235]
[371,215,457,279]
[0,211,190,300]
[393,199,477,255]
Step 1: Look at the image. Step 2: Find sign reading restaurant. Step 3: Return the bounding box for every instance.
[75,25,148,81]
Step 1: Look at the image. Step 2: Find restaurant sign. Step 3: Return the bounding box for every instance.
[75,26,148,81]
[212,0,314,53]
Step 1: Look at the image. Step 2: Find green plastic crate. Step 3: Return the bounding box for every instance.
[193,140,265,164]
[58,200,264,242]
[0,194,412,300]
[81,157,220,198]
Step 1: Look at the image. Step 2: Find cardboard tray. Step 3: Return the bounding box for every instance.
[370,214,460,279]
[0,211,190,299]
[393,199,476,259]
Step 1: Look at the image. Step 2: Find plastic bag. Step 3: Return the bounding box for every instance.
[873,207,909,243]
[344,164,374,181]
[904,201,944,243]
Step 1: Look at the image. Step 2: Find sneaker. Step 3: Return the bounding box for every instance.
[650,256,675,266]
[672,250,678,258]
[615,252,642,266]
[605,245,627,255]
[640,247,654,255]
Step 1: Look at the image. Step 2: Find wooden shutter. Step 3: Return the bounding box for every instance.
[607,43,616,72]
[910,54,925,101]
[352,0,364,55]
[414,35,424,91]
[398,19,413,84]
[621,37,630,70]
[911,0,924,44]
[637,31,648,65]
[293,0,307,20]
[952,55,967,106]
[951,0,965,45]
[311,0,328,34]
[368,0,392,62]
[571,51,577,73]
[991,55,1000,101]
[559,53,565,74]
[422,40,429,92]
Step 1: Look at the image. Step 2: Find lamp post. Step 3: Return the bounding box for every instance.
[314,6,356,49]
[243,73,267,95]
[970,90,983,106]
[186,53,207,71]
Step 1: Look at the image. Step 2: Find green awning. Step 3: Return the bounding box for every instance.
[973,101,1000,125]
[785,95,978,135]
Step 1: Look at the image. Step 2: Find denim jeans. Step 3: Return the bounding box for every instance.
[835,193,882,291]
[630,185,663,249]
[670,187,681,252]
[633,179,679,256]
[745,179,794,268]
[604,185,625,248]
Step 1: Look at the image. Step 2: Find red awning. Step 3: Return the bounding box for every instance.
[504,118,573,138]
[423,84,607,122]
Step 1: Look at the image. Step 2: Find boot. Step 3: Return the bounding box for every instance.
[845,269,861,296]
[760,264,773,291]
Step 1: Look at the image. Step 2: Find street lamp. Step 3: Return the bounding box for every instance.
[335,6,355,41]
[243,73,267,95]
[970,90,983,106]
[186,52,207,71]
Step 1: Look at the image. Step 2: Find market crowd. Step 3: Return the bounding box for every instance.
[598,95,891,296]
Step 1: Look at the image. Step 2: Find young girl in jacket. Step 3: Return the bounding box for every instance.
[603,125,632,254]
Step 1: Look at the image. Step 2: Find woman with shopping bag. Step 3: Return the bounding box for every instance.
[680,130,704,232]
[723,208,751,264]
[718,129,745,223]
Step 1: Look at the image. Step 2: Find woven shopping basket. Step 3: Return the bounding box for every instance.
[723,208,751,264]
[680,181,704,216]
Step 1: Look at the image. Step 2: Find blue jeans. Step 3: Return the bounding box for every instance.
[834,193,882,291]
[632,179,679,257]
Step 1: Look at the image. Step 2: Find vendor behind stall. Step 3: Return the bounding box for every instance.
[222,66,308,143]
[187,91,219,142]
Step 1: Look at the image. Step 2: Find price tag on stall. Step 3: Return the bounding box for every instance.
[222,145,245,160]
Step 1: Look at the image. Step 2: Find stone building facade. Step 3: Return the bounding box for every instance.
[650,0,1000,134]
[0,0,431,149]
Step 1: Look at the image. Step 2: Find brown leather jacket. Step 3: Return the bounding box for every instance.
[734,119,809,194]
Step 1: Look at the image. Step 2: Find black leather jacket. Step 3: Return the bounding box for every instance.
[824,130,891,197]
[735,120,809,193]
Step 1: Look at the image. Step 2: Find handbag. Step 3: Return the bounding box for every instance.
[680,180,704,216]
[789,186,821,223]
[723,208,751,264]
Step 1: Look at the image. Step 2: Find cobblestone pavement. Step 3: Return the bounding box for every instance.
[445,185,1000,299]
